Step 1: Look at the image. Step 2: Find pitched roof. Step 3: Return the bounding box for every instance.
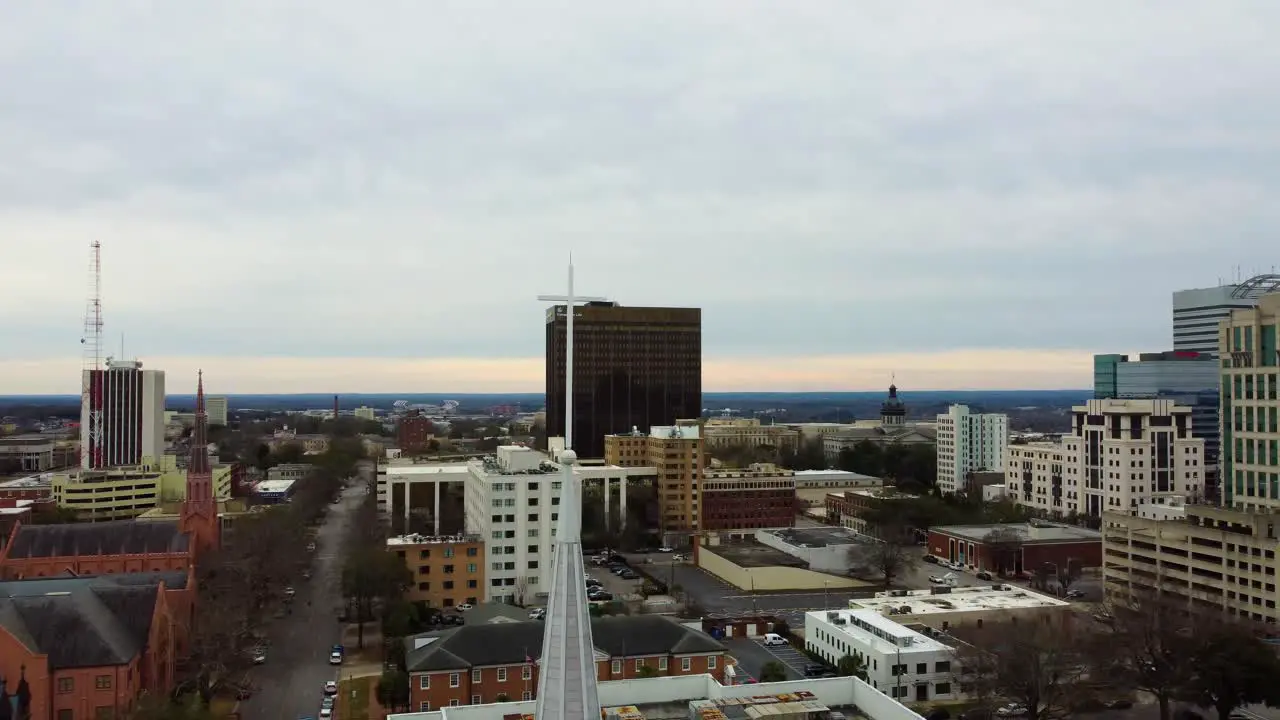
[6,520,189,559]
[0,571,178,669]
[404,616,725,673]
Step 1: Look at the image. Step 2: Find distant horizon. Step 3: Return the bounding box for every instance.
[0,349,1100,395]
[0,388,1091,402]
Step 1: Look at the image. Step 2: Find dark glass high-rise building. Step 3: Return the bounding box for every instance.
[545,302,701,459]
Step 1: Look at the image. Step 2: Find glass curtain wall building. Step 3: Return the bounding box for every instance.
[1093,351,1219,501]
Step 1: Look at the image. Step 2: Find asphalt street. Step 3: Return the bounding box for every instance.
[238,481,363,720]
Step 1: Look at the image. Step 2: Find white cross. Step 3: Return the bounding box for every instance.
[538,260,605,451]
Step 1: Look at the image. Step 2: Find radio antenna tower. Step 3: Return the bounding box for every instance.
[80,241,104,469]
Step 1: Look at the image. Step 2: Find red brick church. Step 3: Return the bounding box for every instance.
[0,374,222,720]
[0,372,221,579]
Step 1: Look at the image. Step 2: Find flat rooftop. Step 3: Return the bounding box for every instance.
[387,533,482,547]
[852,584,1069,616]
[933,522,1102,544]
[766,526,872,548]
[808,608,950,654]
[713,542,807,569]
[794,469,878,480]
[0,475,52,489]
[255,479,295,494]
[381,463,472,477]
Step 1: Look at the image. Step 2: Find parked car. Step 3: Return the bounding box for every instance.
[976,570,993,580]
[590,591,613,601]
[319,708,333,719]
[329,651,343,665]
[803,664,826,677]
[252,647,267,664]
[321,697,335,710]
[1066,589,1086,599]
[658,546,674,553]
[762,633,788,646]
[324,681,339,695]
[995,704,1027,717]
[456,603,474,611]
[922,554,939,564]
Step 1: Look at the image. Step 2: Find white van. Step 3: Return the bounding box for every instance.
[762,633,788,646]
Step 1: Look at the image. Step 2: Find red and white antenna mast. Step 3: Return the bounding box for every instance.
[80,241,104,469]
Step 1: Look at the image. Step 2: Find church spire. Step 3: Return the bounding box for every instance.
[535,261,602,719]
[188,370,211,477]
[181,371,218,553]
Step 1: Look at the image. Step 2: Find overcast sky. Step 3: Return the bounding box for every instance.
[2,2,1277,394]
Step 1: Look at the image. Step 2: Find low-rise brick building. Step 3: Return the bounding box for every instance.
[700,469,797,533]
[0,569,195,720]
[926,521,1102,575]
[387,533,485,610]
[403,615,727,711]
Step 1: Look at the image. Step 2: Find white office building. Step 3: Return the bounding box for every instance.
[1006,398,1205,519]
[80,359,165,469]
[936,405,1008,495]
[464,446,560,604]
[205,395,229,426]
[806,608,958,704]
[1173,275,1280,357]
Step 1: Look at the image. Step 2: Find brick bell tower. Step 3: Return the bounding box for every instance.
[180,370,220,554]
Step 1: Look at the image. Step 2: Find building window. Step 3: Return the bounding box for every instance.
[659,657,668,671]
[96,675,112,689]
[472,669,481,683]
[611,660,622,675]
[936,661,951,673]
[522,691,533,701]
[449,673,460,688]
[635,659,644,671]
[497,668,507,682]
[681,657,691,672]
[449,699,459,707]
[57,677,74,693]
[471,695,481,705]
[419,675,430,690]
[419,702,430,712]
[707,656,717,669]
[57,711,73,720]
[522,665,532,680]
[95,707,114,720]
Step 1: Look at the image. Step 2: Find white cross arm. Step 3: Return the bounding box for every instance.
[537,294,608,303]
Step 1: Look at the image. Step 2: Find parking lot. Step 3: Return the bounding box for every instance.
[587,563,646,600]
[753,637,811,675]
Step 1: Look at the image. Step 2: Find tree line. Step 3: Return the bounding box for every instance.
[133,443,359,717]
[948,594,1280,720]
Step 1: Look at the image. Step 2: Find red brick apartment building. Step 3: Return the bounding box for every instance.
[398,413,435,454]
[700,471,797,533]
[0,569,195,720]
[403,616,727,711]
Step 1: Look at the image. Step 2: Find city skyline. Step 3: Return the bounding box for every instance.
[2,3,1277,393]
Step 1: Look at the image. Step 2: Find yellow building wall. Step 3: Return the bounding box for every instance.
[697,546,870,592]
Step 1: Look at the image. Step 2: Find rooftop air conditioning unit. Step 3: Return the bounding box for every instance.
[833,617,847,625]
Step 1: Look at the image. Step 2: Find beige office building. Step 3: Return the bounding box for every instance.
[1006,398,1205,519]
[605,422,703,538]
[702,418,800,451]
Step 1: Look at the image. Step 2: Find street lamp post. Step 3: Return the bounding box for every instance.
[824,580,829,610]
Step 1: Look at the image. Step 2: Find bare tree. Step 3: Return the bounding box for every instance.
[1100,594,1194,720]
[865,525,917,589]
[1055,558,1082,596]
[950,620,1091,720]
[981,527,1024,576]
[1179,613,1280,720]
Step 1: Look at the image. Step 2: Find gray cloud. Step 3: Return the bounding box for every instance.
[2,1,1278,365]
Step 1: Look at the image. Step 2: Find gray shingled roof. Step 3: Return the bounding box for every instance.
[6,520,189,559]
[0,572,182,669]
[404,615,725,672]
